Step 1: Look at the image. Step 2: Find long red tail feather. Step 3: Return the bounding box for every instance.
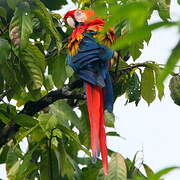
[86,83,108,175]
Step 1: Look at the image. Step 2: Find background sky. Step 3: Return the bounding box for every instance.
[0,0,180,179]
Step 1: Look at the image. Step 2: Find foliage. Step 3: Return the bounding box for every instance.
[0,0,180,179]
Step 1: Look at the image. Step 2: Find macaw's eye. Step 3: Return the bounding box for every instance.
[74,10,87,23]
[67,17,75,28]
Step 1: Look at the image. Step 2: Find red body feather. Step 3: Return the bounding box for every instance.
[86,83,108,175]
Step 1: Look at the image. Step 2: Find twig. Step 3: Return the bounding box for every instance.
[0,89,13,102]
[48,128,56,180]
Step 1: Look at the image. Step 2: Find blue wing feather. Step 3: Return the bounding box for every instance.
[66,32,114,112]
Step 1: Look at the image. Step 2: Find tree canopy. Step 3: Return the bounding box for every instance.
[0,0,180,179]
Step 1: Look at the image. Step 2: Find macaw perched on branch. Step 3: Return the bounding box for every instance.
[64,9,115,175]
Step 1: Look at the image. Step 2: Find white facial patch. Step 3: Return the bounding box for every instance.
[74,10,87,23]
[67,17,75,28]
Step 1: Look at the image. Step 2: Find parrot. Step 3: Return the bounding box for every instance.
[64,9,115,175]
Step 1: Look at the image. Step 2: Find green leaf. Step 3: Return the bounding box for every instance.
[15,114,38,128]
[9,2,33,54]
[126,72,141,105]
[31,127,46,142]
[0,111,11,124]
[6,148,19,173]
[146,62,164,100]
[143,163,154,177]
[113,21,177,50]
[147,167,179,180]
[129,42,144,60]
[82,166,100,180]
[141,67,156,105]
[20,43,46,90]
[7,0,21,9]
[40,0,67,10]
[58,123,90,155]
[178,0,180,5]
[38,113,58,131]
[50,100,80,130]
[159,40,180,84]
[13,90,35,107]
[15,153,37,180]
[0,145,9,164]
[15,124,39,147]
[51,55,67,88]
[44,75,54,91]
[157,0,170,21]
[40,150,60,180]
[104,110,115,128]
[106,131,121,137]
[0,38,11,65]
[79,104,91,148]
[32,0,62,51]
[7,160,20,180]
[66,65,74,78]
[97,153,127,180]
[0,6,6,18]
[57,144,76,179]
[0,70,4,94]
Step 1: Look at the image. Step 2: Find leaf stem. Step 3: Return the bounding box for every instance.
[48,128,56,180]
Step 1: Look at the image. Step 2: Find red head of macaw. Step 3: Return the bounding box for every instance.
[64,9,105,55]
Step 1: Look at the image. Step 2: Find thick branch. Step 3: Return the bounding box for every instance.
[0,80,83,148]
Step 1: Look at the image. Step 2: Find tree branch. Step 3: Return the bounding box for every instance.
[0,80,83,148]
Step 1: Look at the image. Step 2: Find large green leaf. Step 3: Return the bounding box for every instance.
[7,0,21,9]
[113,21,177,50]
[0,145,9,164]
[57,144,76,179]
[15,124,39,147]
[97,153,127,180]
[6,148,19,175]
[50,100,80,130]
[38,113,58,132]
[7,160,20,180]
[143,163,154,177]
[51,55,67,88]
[141,67,156,105]
[159,40,180,84]
[0,6,6,18]
[147,167,179,180]
[79,104,91,148]
[0,62,21,100]
[32,0,62,51]
[104,110,115,128]
[15,152,37,180]
[15,114,38,128]
[145,62,164,100]
[20,43,46,90]
[157,0,170,21]
[129,41,144,60]
[126,72,141,105]
[9,2,33,54]
[0,70,4,94]
[0,38,11,64]
[40,0,67,10]
[40,150,60,180]
[43,74,54,91]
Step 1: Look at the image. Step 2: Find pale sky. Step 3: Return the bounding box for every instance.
[0,0,180,179]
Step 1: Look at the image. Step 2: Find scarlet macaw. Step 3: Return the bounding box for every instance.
[64,9,115,175]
